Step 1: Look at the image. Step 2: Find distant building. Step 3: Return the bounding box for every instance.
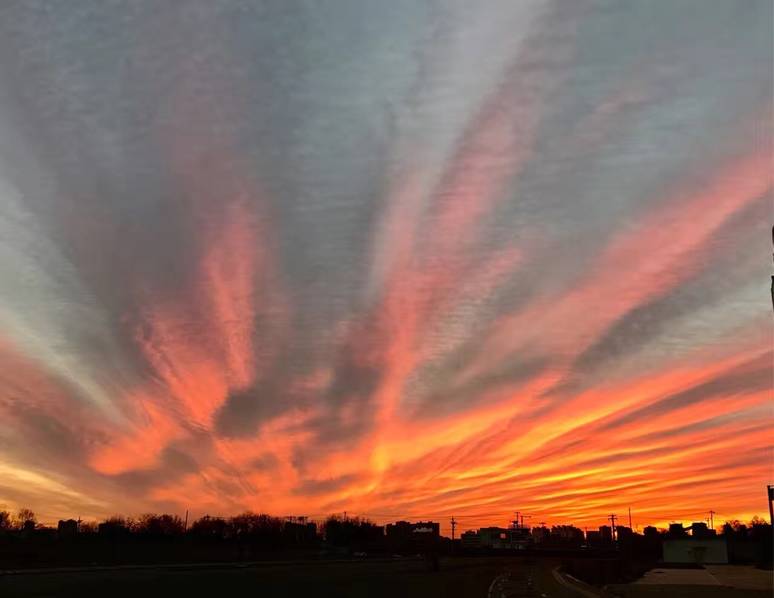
[385,521,439,552]
[663,538,728,564]
[385,521,439,539]
[599,525,613,542]
[412,522,440,536]
[550,525,585,546]
[531,526,550,543]
[478,527,510,549]
[616,526,633,541]
[509,520,532,546]
[688,522,715,539]
[668,523,688,538]
[643,526,660,538]
[460,530,480,549]
[475,525,532,550]
[57,519,78,538]
[553,525,581,539]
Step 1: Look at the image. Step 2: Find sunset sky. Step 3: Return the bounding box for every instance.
[0,1,771,535]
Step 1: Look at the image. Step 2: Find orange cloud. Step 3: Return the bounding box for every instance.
[466,149,772,381]
[89,396,182,475]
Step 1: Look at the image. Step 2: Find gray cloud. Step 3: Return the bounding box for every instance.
[599,353,772,433]
[0,0,769,517]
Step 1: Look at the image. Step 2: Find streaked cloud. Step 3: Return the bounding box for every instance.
[0,0,770,531]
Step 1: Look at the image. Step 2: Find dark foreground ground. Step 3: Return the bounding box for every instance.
[3,557,770,598]
[0,556,585,598]
[607,586,770,598]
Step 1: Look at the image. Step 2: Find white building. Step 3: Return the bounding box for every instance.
[663,538,728,564]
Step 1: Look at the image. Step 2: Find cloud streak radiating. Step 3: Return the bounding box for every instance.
[0,0,771,532]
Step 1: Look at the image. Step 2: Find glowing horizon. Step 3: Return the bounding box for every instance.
[0,1,771,537]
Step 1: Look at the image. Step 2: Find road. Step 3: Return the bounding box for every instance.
[0,557,595,598]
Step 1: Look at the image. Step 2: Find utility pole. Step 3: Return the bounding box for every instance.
[767,486,773,527]
[628,507,632,530]
[451,517,457,542]
[184,509,189,532]
[608,514,618,541]
[708,510,715,531]
[513,512,521,528]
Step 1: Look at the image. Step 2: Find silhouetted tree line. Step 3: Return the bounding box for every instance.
[322,515,384,551]
[0,508,415,567]
[0,508,36,530]
[0,508,396,547]
[720,517,772,567]
[0,508,321,568]
[720,516,770,541]
[1,507,770,569]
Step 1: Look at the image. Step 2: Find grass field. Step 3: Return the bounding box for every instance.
[5,556,769,598]
[0,556,581,598]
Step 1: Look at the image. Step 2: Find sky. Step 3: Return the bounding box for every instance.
[0,0,771,534]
